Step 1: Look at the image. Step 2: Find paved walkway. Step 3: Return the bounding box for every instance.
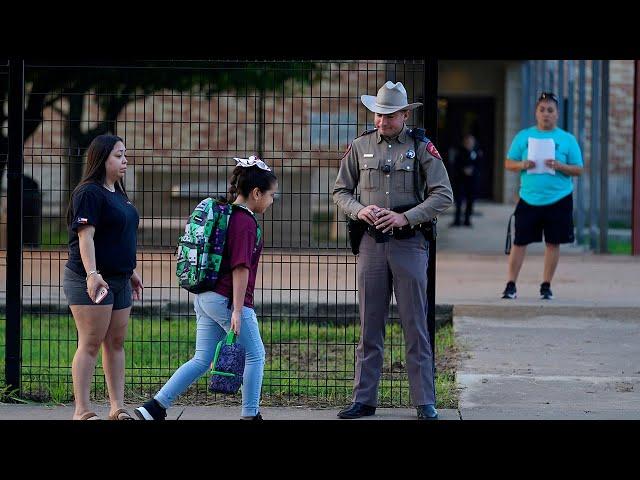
[0,403,459,420]
[438,202,640,419]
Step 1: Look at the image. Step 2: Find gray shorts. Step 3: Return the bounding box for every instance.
[63,266,133,310]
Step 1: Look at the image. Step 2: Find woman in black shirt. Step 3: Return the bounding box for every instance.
[63,134,142,420]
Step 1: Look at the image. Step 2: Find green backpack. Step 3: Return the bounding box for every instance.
[176,198,261,293]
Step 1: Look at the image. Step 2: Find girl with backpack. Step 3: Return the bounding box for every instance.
[135,156,277,420]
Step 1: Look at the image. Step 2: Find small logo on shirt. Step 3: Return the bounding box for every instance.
[77,217,88,224]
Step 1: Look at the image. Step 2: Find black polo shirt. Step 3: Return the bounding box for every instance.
[66,182,139,277]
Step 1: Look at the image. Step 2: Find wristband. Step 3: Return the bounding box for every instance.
[86,270,99,281]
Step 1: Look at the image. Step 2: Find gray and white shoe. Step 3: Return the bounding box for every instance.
[134,398,167,421]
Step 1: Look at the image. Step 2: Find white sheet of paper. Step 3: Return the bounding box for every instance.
[526,137,556,175]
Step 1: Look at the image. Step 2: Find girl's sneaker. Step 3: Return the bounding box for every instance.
[134,398,167,421]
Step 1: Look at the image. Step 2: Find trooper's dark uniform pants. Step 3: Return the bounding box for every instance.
[353,231,435,406]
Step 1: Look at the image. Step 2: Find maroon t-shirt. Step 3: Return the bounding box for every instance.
[213,208,263,308]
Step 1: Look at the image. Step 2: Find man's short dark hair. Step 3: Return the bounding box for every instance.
[537,92,559,105]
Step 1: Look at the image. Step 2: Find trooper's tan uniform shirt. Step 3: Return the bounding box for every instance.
[333,124,453,225]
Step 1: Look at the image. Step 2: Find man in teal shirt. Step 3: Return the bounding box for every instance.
[502,92,584,300]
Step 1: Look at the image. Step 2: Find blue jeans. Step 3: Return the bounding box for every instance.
[154,291,266,417]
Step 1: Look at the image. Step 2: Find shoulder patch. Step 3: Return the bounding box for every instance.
[426,141,442,160]
[408,127,441,159]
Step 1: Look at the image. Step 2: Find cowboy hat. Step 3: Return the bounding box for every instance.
[360,81,423,114]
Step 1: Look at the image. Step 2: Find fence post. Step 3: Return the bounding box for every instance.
[633,60,640,255]
[590,60,602,251]
[577,60,587,246]
[424,58,438,366]
[5,57,24,392]
[599,61,609,253]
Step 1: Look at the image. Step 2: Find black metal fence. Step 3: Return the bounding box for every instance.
[0,59,7,394]
[2,59,436,407]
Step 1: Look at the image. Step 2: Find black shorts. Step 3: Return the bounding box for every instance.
[514,194,575,246]
[63,266,133,310]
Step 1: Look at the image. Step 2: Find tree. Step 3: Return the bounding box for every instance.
[0,60,323,200]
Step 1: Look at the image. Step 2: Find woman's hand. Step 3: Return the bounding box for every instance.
[544,159,562,172]
[86,273,108,303]
[231,310,242,335]
[130,270,144,300]
[521,160,536,170]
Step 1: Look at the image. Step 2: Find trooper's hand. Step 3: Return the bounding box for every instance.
[374,210,409,233]
[357,205,383,225]
[522,160,535,170]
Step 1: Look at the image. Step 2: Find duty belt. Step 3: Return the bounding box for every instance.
[365,203,437,243]
[366,223,421,242]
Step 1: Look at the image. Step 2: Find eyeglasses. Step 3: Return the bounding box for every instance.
[233,155,272,171]
[538,92,559,104]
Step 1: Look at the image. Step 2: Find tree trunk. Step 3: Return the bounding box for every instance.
[64,95,84,207]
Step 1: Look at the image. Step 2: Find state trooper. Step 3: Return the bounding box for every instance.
[333,81,453,419]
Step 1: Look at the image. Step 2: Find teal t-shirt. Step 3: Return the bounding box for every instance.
[507,126,583,206]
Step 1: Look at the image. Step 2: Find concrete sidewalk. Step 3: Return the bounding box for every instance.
[0,403,460,420]
[435,201,640,308]
[454,305,640,420]
[439,202,640,419]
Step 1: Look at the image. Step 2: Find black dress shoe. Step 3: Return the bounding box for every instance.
[416,404,438,420]
[337,402,376,419]
[241,413,263,421]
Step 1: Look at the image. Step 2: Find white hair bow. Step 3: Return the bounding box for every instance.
[233,155,271,171]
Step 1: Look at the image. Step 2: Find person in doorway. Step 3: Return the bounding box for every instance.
[450,133,483,227]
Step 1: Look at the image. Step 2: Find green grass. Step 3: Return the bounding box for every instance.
[0,315,460,408]
[0,382,27,403]
[609,220,631,230]
[579,236,632,255]
[607,238,632,255]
